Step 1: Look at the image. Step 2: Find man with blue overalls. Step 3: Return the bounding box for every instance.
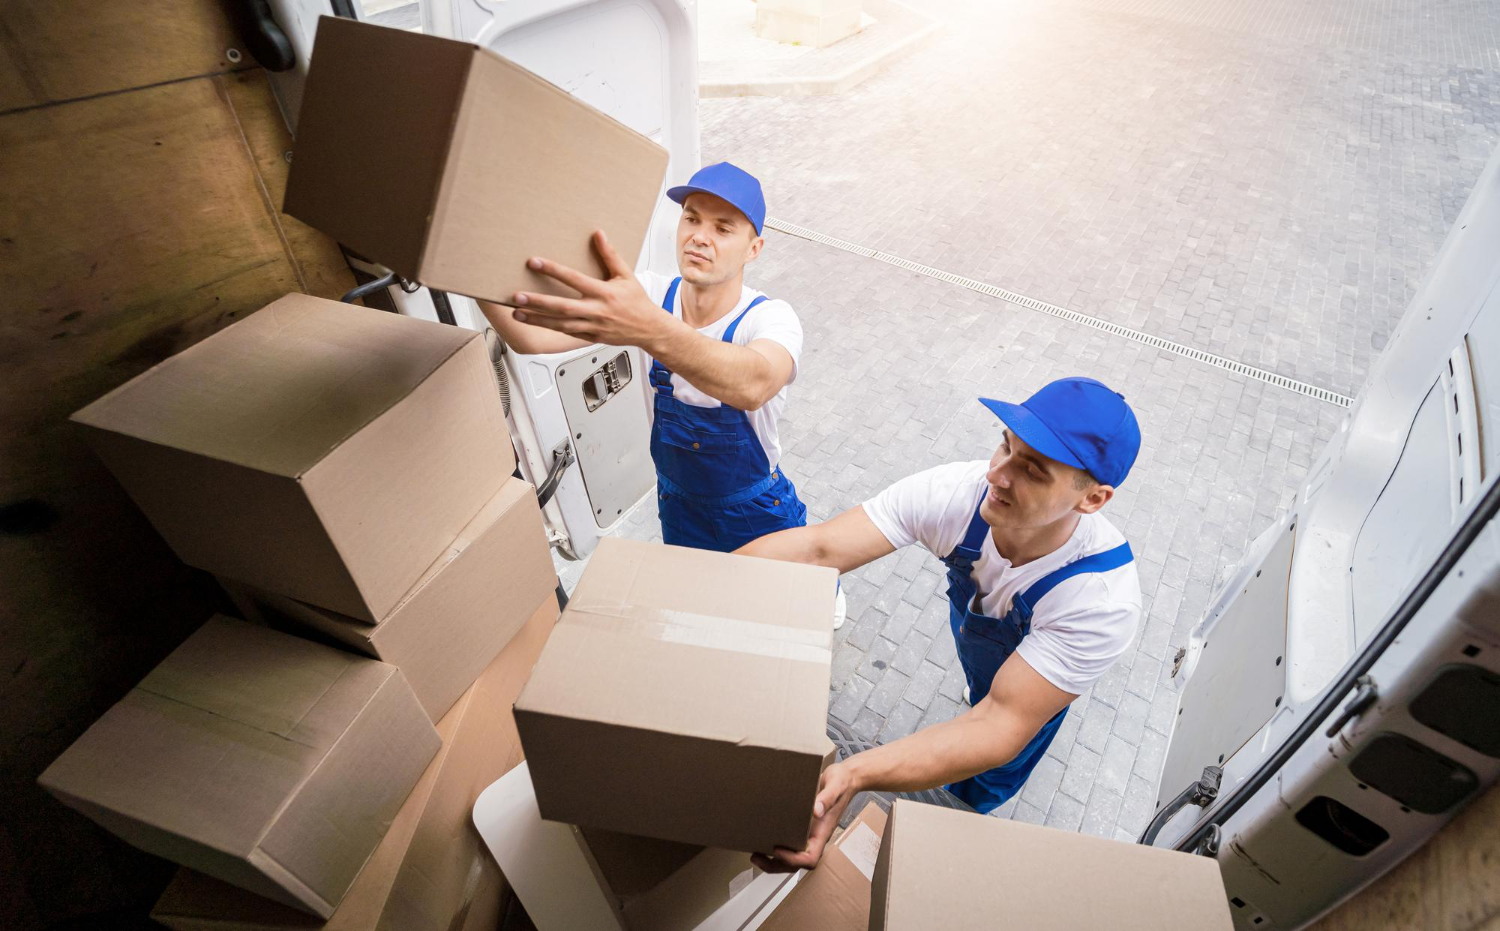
[479,163,842,615]
[740,377,1144,870]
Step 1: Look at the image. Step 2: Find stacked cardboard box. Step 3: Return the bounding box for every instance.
[515,537,840,854]
[45,293,562,925]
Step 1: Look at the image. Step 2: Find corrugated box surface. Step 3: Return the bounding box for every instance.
[577,827,754,931]
[70,292,514,621]
[244,477,555,722]
[869,800,1234,930]
[284,16,668,305]
[515,537,837,853]
[151,595,561,931]
[758,801,887,931]
[40,616,440,918]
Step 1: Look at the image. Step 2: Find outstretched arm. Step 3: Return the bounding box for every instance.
[513,231,792,411]
[734,505,897,574]
[752,653,1076,872]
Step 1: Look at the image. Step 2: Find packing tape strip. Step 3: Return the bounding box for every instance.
[568,603,833,666]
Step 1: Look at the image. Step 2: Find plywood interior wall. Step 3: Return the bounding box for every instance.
[1309,780,1500,931]
[0,2,355,926]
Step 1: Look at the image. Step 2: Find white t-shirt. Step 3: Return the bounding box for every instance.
[863,460,1142,696]
[638,270,804,469]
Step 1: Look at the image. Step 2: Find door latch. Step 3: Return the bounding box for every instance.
[1324,674,1379,738]
[582,351,633,412]
[1138,765,1223,847]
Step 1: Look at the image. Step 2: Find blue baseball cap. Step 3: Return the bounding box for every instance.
[979,377,1141,487]
[667,162,766,235]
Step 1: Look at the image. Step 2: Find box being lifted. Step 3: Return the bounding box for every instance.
[515,538,838,853]
[71,293,514,622]
[284,16,669,305]
[40,616,440,919]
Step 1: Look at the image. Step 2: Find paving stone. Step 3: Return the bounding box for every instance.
[881,601,922,642]
[830,642,864,690]
[1044,792,1087,832]
[829,674,876,726]
[938,660,967,703]
[877,700,926,743]
[850,707,886,743]
[1019,752,1068,812]
[857,636,899,681]
[1076,699,1118,754]
[1058,741,1103,804]
[918,695,963,730]
[1097,734,1140,799]
[1012,800,1048,825]
[890,631,932,677]
[904,660,947,709]
[866,666,913,718]
[1080,784,1126,838]
[1112,692,1153,747]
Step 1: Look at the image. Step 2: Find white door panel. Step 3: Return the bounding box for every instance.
[426,0,699,559]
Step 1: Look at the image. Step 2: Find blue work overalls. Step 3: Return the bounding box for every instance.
[941,500,1134,812]
[649,277,808,552]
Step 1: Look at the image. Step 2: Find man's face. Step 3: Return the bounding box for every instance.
[675,192,763,286]
[979,430,1109,531]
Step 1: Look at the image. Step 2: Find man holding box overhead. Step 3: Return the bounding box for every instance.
[480,163,848,622]
[739,378,1144,867]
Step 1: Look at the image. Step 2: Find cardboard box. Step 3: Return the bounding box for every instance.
[757,801,887,931]
[243,477,555,722]
[40,616,440,918]
[151,594,560,931]
[577,827,756,931]
[869,800,1234,930]
[284,16,669,305]
[474,761,800,931]
[70,292,514,621]
[515,537,838,853]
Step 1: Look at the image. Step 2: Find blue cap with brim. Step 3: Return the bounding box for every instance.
[980,377,1141,487]
[667,161,766,235]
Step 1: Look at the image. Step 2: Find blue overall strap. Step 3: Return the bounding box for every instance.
[944,499,990,570]
[649,278,684,397]
[1011,542,1134,618]
[721,294,768,344]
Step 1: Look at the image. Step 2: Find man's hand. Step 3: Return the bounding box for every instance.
[511,230,676,351]
[751,759,860,873]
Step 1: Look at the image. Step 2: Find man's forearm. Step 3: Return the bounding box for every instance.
[647,323,778,410]
[737,525,835,567]
[843,704,1036,794]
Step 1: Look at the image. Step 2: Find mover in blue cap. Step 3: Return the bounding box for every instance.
[740,377,1145,867]
[479,163,845,622]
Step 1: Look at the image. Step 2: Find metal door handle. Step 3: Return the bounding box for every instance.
[1324,674,1379,737]
[1139,766,1222,847]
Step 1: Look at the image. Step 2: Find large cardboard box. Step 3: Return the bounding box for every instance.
[243,477,555,722]
[869,800,1234,930]
[757,802,887,931]
[151,595,561,931]
[284,16,669,305]
[515,537,838,853]
[577,828,756,931]
[473,761,800,931]
[39,616,440,919]
[71,292,515,621]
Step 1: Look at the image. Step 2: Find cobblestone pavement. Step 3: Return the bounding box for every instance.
[569,0,1500,843]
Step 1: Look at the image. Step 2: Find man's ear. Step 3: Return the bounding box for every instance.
[1075,483,1114,515]
[746,234,764,263]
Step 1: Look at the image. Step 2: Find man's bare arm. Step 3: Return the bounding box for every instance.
[475,299,592,356]
[734,506,896,574]
[510,232,792,411]
[753,653,1076,872]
